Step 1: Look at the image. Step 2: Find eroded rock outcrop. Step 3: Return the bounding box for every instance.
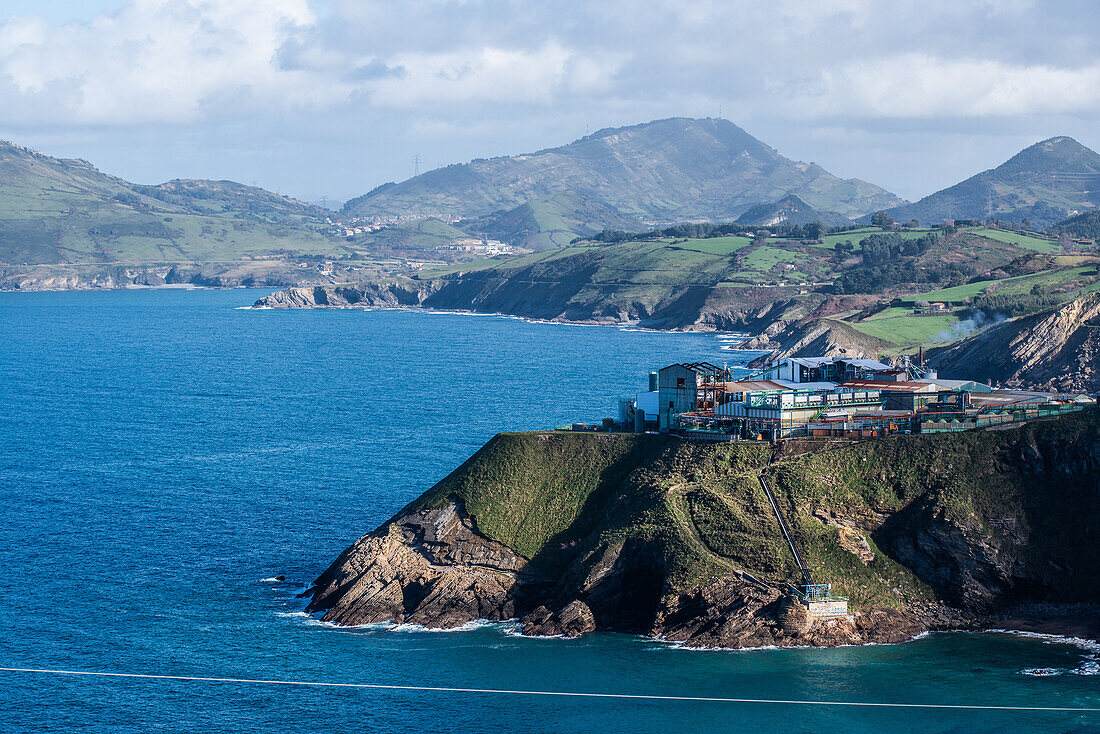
[308,499,930,647]
[306,501,528,627]
[743,318,898,368]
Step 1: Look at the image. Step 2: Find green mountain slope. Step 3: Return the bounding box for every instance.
[882,136,1100,227]
[343,118,903,232]
[1056,210,1100,239]
[0,140,341,264]
[257,225,1070,335]
[354,217,471,251]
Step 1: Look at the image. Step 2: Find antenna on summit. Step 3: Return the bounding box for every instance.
[412,153,421,178]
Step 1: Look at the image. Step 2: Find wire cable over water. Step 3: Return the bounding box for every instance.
[1,667,1097,712]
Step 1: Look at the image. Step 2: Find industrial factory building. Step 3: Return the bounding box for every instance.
[621,355,1090,440]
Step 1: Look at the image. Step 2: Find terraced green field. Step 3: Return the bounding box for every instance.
[742,245,809,271]
[901,263,1099,305]
[669,236,752,255]
[848,313,959,347]
[901,280,994,304]
[972,227,1059,253]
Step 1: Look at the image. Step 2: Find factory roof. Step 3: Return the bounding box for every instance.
[919,378,993,391]
[841,358,893,370]
[839,379,937,393]
[969,390,1061,405]
[770,379,840,391]
[721,380,791,392]
[787,357,834,367]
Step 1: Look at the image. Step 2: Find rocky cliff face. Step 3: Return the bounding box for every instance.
[929,294,1100,392]
[304,414,1100,647]
[253,277,823,332]
[308,501,527,628]
[307,498,928,648]
[255,281,439,309]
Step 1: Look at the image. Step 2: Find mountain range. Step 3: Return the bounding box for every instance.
[342,118,904,247]
[2,120,1099,268]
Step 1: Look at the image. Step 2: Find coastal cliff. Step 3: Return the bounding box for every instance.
[253,276,821,331]
[305,410,1100,647]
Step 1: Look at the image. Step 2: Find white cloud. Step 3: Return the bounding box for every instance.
[0,0,1098,201]
[815,55,1100,118]
[0,0,336,124]
[367,43,622,108]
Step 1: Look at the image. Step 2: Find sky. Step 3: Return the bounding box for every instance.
[1,0,1098,206]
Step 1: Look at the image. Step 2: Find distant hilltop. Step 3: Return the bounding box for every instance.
[341,117,905,249]
[875,136,1100,229]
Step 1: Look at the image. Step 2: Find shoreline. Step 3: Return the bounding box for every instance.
[250,298,755,334]
[985,607,1100,641]
[279,604,1100,651]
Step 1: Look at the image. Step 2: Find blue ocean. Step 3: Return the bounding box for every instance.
[0,288,1097,733]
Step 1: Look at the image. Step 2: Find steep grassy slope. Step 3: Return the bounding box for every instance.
[343,118,902,230]
[350,409,1100,626]
[767,410,1100,610]
[882,136,1100,227]
[0,141,342,264]
[400,432,785,591]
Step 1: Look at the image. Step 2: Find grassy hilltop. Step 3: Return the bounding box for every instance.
[398,409,1100,614]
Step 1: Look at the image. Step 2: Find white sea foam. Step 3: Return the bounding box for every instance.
[649,628,933,653]
[986,629,1100,654]
[240,301,747,334]
[1022,668,1064,677]
[274,611,520,635]
[392,619,512,634]
[986,629,1100,676]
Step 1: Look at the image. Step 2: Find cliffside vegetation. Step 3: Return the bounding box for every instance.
[393,409,1100,614]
